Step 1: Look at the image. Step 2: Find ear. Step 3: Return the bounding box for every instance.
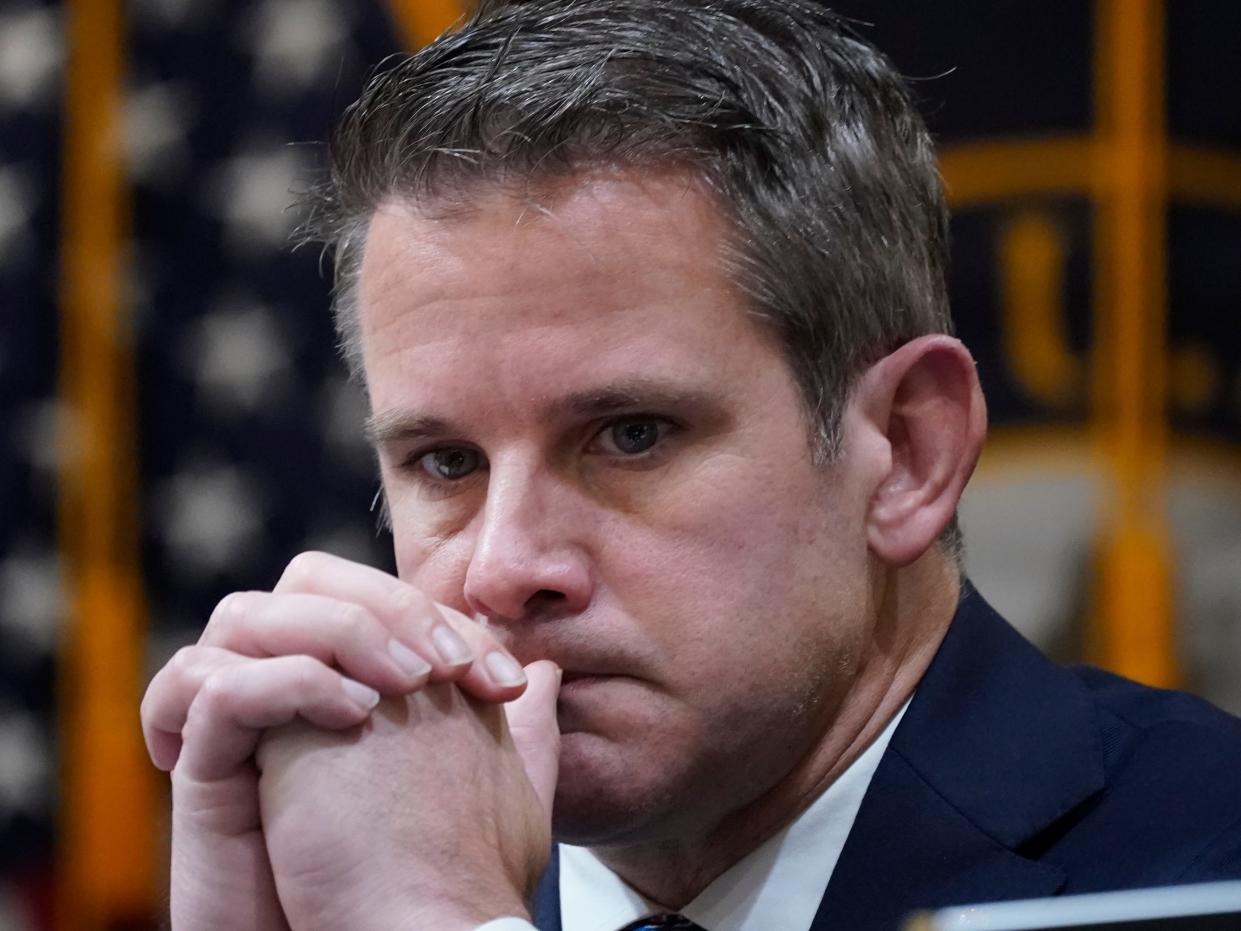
[852,335,987,567]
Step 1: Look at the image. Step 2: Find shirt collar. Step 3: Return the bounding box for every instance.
[559,698,911,931]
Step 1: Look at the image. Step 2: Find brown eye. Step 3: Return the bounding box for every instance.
[419,447,481,480]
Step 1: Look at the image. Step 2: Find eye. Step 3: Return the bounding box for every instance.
[595,416,671,456]
[418,447,483,481]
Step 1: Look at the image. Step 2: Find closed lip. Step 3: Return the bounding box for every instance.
[555,673,629,734]
[559,671,609,686]
[557,671,626,694]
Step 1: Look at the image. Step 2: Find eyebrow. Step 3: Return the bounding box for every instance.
[364,410,454,448]
[559,382,719,418]
[364,379,722,448]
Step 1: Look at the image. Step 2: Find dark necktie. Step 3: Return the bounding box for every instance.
[620,916,706,931]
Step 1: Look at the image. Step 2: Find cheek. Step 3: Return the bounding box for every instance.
[392,522,474,603]
[602,475,856,647]
[385,474,482,541]
[616,455,855,584]
[605,466,873,729]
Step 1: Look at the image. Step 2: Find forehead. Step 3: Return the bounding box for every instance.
[358,169,730,321]
[354,169,790,420]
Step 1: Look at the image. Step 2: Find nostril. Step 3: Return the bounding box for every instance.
[528,589,566,605]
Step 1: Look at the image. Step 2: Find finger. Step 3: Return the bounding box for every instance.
[272,551,527,701]
[142,646,378,774]
[178,654,379,783]
[505,660,562,814]
[143,645,240,771]
[200,591,432,695]
[437,603,530,702]
[273,552,474,676]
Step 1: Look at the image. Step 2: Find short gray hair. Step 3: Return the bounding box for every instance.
[303,0,961,554]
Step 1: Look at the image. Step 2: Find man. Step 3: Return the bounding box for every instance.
[140,1,1241,929]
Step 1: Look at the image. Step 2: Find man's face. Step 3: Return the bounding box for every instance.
[357,170,881,845]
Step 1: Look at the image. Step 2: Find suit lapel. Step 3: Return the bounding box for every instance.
[811,749,1067,929]
[814,585,1104,928]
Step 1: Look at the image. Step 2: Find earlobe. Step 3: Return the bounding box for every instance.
[861,336,987,567]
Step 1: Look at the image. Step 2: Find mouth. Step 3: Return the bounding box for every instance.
[557,671,611,694]
[554,672,622,735]
[555,670,645,709]
[506,639,646,697]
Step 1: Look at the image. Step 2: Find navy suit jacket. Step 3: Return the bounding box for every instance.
[531,584,1241,930]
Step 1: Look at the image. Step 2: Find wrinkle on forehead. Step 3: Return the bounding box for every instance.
[362,165,722,287]
[356,167,737,357]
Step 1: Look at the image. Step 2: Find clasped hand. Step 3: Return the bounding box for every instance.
[139,552,560,931]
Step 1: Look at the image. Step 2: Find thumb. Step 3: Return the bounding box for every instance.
[505,660,561,814]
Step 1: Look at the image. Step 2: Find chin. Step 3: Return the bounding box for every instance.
[552,787,666,847]
[551,732,696,846]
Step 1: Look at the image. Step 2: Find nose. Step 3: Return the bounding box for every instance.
[462,460,593,622]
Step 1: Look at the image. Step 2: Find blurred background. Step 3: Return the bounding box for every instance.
[0,0,1237,928]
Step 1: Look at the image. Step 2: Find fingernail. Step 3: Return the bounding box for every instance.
[484,651,527,688]
[431,625,473,666]
[342,677,380,710]
[388,639,432,678]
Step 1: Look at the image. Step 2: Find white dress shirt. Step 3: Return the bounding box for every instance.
[478,699,909,931]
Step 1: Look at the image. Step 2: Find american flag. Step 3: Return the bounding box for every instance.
[0,1,412,927]
[1,1,1238,929]
[1,1,69,926]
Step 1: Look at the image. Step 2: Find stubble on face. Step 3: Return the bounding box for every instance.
[355,168,882,853]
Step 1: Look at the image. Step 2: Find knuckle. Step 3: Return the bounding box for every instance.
[284,550,330,586]
[202,591,264,647]
[204,591,247,633]
[167,645,200,678]
[391,584,429,616]
[285,656,327,695]
[196,668,236,711]
[335,601,371,631]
